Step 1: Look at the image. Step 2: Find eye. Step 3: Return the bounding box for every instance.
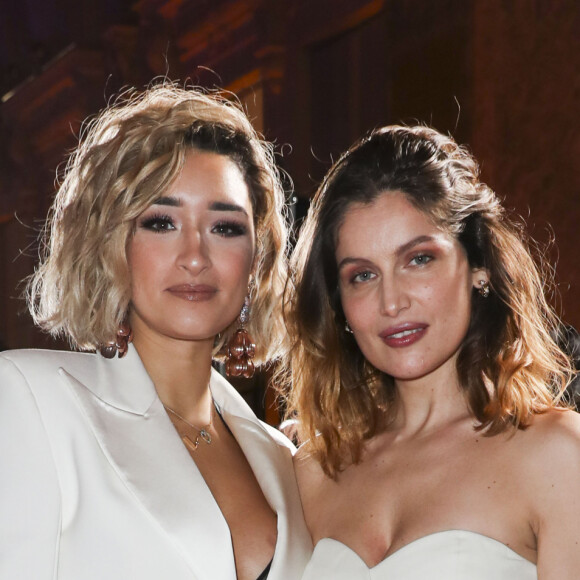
[409,253,433,266]
[139,214,176,233]
[212,221,248,237]
[351,270,376,283]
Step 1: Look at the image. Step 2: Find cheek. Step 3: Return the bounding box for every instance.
[127,238,164,284]
[340,291,373,328]
[218,243,254,286]
[433,276,473,331]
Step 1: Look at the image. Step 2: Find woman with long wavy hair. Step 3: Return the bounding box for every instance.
[283,125,580,579]
[0,84,311,580]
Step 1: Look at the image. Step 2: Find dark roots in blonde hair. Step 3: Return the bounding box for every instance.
[28,83,289,363]
[281,125,571,478]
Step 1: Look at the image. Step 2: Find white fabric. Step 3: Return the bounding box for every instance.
[0,348,312,580]
[302,530,537,580]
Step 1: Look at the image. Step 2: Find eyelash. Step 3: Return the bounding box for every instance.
[139,213,175,233]
[409,253,434,266]
[138,214,247,238]
[348,253,434,283]
[350,270,375,284]
[211,220,248,238]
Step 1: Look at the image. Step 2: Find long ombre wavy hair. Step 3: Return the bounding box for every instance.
[282,125,572,478]
[28,84,289,364]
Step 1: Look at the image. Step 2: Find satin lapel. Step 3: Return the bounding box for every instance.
[59,349,236,580]
[210,370,313,579]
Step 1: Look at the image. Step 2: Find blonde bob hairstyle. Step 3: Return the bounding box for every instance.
[28,84,289,364]
[282,125,572,478]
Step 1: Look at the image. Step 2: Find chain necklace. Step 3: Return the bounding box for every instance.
[164,404,213,452]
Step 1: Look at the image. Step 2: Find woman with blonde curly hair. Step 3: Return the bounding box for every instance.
[0,85,311,580]
[283,125,580,579]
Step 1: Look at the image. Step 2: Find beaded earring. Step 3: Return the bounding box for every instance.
[99,321,133,359]
[225,297,256,378]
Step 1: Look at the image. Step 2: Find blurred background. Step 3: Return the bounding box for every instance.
[1,0,578,419]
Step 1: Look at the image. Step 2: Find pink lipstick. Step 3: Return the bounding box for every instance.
[166,284,217,302]
[379,323,428,348]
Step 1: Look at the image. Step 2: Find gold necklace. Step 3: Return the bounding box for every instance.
[164,404,213,452]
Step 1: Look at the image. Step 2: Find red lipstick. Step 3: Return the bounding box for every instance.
[379,323,428,348]
[166,284,217,302]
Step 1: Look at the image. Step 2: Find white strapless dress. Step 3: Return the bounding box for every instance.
[301,530,537,579]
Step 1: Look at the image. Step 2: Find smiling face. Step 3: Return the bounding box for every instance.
[336,190,486,387]
[127,150,255,346]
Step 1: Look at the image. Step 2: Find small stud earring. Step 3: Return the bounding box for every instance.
[345,321,354,334]
[478,280,490,298]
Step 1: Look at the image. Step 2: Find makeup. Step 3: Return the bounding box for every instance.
[379,323,428,348]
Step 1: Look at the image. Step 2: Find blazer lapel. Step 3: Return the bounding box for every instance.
[210,371,313,579]
[59,349,236,580]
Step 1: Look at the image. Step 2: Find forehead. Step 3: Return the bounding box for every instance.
[165,150,253,210]
[335,190,448,254]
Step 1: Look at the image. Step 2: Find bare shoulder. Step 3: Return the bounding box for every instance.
[522,411,580,577]
[518,409,580,506]
[293,441,328,496]
[293,441,321,477]
[526,408,580,456]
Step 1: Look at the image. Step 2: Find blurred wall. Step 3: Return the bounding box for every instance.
[1,0,578,355]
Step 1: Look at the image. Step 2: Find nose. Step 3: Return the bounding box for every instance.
[379,275,410,317]
[177,229,210,274]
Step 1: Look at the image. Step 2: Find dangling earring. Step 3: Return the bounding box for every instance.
[345,321,354,334]
[225,296,256,378]
[478,280,490,298]
[99,321,133,359]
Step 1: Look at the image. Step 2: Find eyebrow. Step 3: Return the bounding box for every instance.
[337,235,436,270]
[209,201,249,215]
[153,197,248,216]
[153,196,181,207]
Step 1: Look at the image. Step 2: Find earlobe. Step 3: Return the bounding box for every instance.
[471,268,489,287]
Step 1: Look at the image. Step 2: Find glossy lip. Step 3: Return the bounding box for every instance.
[166,284,217,302]
[379,322,428,348]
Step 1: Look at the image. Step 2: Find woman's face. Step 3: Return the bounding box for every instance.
[127,150,255,345]
[336,190,486,386]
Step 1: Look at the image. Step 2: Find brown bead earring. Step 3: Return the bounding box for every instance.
[99,321,133,359]
[225,297,256,378]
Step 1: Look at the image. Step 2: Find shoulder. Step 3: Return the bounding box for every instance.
[521,410,580,576]
[515,409,580,475]
[517,409,580,511]
[526,408,580,457]
[0,349,97,403]
[294,441,326,488]
[0,348,94,376]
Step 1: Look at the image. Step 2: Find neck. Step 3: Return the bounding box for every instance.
[131,327,216,426]
[391,360,471,436]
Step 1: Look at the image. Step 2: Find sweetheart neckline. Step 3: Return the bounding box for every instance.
[314,529,536,571]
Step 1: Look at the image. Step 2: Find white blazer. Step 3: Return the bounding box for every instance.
[0,348,312,580]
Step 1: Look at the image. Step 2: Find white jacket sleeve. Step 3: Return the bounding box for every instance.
[0,355,61,579]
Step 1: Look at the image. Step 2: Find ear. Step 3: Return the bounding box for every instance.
[471,267,489,291]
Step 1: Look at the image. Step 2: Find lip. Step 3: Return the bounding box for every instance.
[379,323,428,348]
[166,284,217,302]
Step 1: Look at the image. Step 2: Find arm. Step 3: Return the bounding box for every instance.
[532,411,580,579]
[0,355,61,579]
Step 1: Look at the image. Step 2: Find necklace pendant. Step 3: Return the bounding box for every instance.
[200,429,212,445]
[182,435,200,453]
